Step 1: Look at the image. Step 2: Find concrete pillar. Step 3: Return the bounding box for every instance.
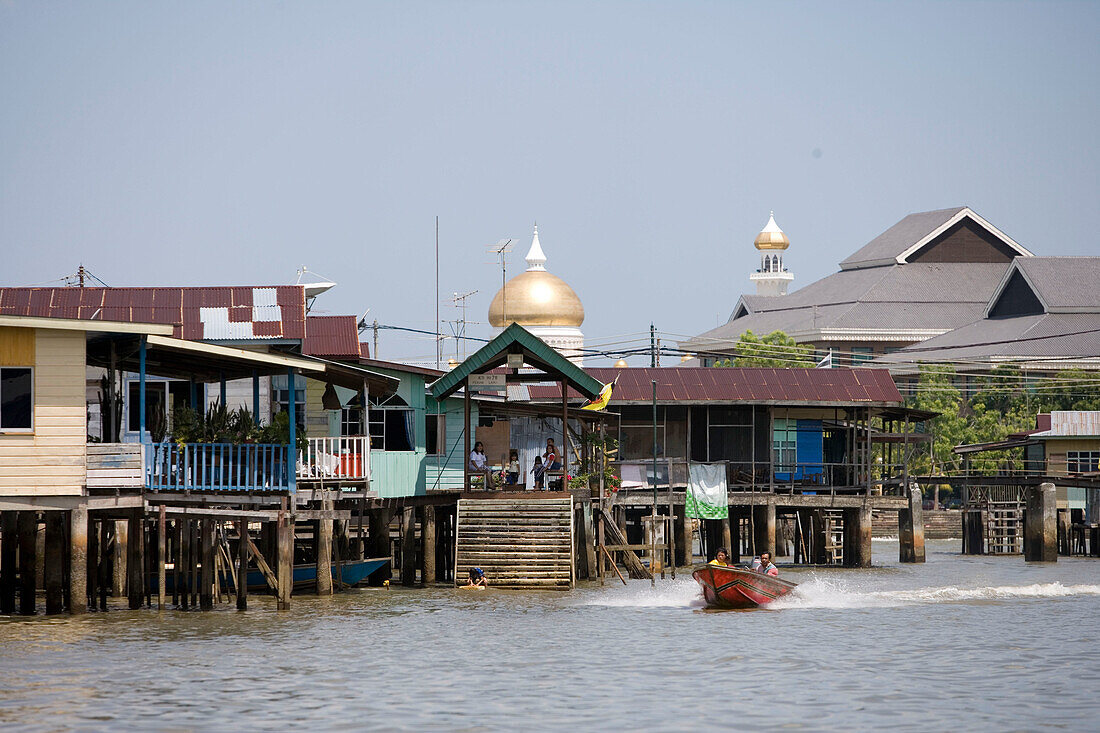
[847,505,873,568]
[400,507,417,586]
[420,505,436,586]
[127,512,144,610]
[899,484,926,563]
[112,519,127,598]
[316,500,333,595]
[1025,482,1058,563]
[1,513,16,614]
[44,513,65,614]
[752,504,776,558]
[69,506,88,614]
[18,511,37,615]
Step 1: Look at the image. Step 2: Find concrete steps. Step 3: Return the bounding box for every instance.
[455,497,574,590]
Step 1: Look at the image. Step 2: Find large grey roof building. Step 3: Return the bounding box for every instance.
[682,207,1034,366]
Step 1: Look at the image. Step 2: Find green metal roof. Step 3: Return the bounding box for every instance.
[429,323,603,401]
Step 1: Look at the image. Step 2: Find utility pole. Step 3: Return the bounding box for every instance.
[372,319,379,360]
[435,216,440,370]
[650,324,657,368]
[77,265,85,288]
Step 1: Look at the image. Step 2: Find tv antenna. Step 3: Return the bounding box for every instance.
[486,238,515,325]
[450,290,479,360]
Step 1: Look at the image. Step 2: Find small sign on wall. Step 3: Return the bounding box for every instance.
[469,373,506,391]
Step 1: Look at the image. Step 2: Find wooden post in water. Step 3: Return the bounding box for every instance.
[236,518,248,610]
[899,483,926,563]
[98,520,110,611]
[368,509,393,584]
[1025,482,1058,562]
[113,518,128,599]
[44,512,64,614]
[128,511,144,610]
[200,519,214,611]
[400,507,417,586]
[157,506,166,609]
[583,502,597,580]
[421,505,436,587]
[180,519,191,610]
[316,498,333,595]
[675,506,690,566]
[721,513,734,560]
[69,505,88,614]
[276,507,293,610]
[86,516,99,612]
[1,512,17,614]
[18,512,37,615]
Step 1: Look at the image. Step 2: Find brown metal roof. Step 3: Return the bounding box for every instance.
[303,315,361,358]
[0,286,306,341]
[527,366,903,405]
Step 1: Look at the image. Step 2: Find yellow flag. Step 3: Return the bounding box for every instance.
[581,380,614,411]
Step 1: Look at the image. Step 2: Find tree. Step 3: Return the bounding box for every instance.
[714,330,815,368]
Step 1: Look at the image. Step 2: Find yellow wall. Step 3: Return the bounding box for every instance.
[0,328,87,496]
[1043,438,1100,475]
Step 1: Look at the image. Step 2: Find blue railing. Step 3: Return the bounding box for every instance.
[145,442,291,492]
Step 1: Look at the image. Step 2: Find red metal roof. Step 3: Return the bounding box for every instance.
[302,315,361,359]
[0,286,306,341]
[527,367,903,405]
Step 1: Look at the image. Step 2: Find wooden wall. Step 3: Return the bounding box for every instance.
[0,327,87,496]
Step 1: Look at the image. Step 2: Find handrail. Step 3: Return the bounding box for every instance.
[297,436,370,481]
[145,442,290,491]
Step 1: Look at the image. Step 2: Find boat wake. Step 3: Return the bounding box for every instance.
[770,578,1100,610]
[579,578,705,608]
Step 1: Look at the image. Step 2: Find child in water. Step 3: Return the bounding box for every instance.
[465,567,487,588]
[531,455,545,490]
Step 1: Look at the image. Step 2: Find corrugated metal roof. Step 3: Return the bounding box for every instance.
[526,367,903,405]
[1014,258,1100,312]
[1031,411,1100,438]
[0,286,306,341]
[878,313,1100,362]
[303,315,361,358]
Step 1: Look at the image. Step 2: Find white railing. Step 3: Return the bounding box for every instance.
[297,436,370,481]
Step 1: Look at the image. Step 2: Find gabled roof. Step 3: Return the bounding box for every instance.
[987,257,1100,316]
[0,286,307,341]
[430,323,603,401]
[839,207,1030,271]
[527,367,903,406]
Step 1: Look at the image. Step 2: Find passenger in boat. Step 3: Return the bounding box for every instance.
[465,567,487,588]
[754,551,779,577]
[708,548,731,566]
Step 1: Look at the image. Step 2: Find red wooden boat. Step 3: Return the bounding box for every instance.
[692,564,797,609]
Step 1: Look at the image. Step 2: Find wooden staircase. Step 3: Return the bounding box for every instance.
[454,497,575,590]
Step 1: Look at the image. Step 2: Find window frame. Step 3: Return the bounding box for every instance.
[1067,450,1100,474]
[0,366,34,433]
[426,413,446,456]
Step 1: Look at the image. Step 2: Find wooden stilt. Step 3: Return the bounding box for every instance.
[44,513,65,614]
[1,513,17,614]
[367,508,393,585]
[98,520,109,611]
[236,519,248,611]
[86,516,99,611]
[180,519,191,610]
[157,506,166,609]
[127,511,144,609]
[200,519,214,611]
[69,505,87,614]
[276,507,293,610]
[171,520,181,608]
[18,511,37,615]
[113,519,127,599]
[421,505,436,587]
[316,499,333,595]
[400,507,416,586]
[583,502,597,580]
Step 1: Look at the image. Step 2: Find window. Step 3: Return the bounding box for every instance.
[128,381,167,433]
[707,405,754,463]
[850,347,873,365]
[426,414,446,455]
[271,375,305,429]
[0,367,32,430]
[367,393,413,451]
[1068,451,1100,474]
[341,407,362,437]
[773,418,797,470]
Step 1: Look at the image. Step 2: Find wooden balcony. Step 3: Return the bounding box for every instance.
[296,436,369,484]
[144,442,291,492]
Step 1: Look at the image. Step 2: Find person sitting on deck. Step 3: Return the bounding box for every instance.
[469,441,492,488]
[708,548,731,566]
[465,567,487,588]
[753,551,779,577]
[531,455,545,490]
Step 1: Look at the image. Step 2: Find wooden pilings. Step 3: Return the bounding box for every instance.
[1025,482,1057,563]
[400,507,416,586]
[751,504,775,559]
[1,513,17,613]
[673,505,689,566]
[200,519,214,611]
[70,506,88,614]
[898,484,926,563]
[18,512,36,615]
[276,506,293,610]
[127,511,144,610]
[44,513,64,614]
[316,500,333,595]
[420,505,436,586]
[236,519,248,611]
[846,505,873,568]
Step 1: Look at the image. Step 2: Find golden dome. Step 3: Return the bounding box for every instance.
[488,269,585,328]
[754,212,790,251]
[488,225,585,329]
[614,359,628,368]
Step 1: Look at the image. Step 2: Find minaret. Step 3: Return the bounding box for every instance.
[748,212,794,296]
[526,224,547,270]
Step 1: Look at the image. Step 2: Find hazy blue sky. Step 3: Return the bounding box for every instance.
[3,1,1098,365]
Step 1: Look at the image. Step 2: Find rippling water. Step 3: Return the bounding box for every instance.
[2,541,1099,731]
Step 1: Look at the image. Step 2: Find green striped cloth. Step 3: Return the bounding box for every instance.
[686,463,728,519]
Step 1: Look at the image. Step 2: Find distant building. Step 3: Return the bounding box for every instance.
[682,206,1033,366]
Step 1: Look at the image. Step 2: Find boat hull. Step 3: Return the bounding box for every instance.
[692,565,797,609]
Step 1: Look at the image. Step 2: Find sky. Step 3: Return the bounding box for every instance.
[2,1,1098,366]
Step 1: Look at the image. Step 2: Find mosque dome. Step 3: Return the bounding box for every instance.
[754,212,790,251]
[488,225,585,329]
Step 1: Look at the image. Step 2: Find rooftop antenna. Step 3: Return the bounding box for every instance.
[450,290,479,360]
[486,238,515,325]
[296,265,337,312]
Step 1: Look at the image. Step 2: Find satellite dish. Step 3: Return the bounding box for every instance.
[302,281,337,298]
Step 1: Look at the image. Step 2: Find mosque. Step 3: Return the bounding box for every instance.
[487,225,586,363]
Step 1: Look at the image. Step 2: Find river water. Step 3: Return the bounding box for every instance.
[2,540,1098,732]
